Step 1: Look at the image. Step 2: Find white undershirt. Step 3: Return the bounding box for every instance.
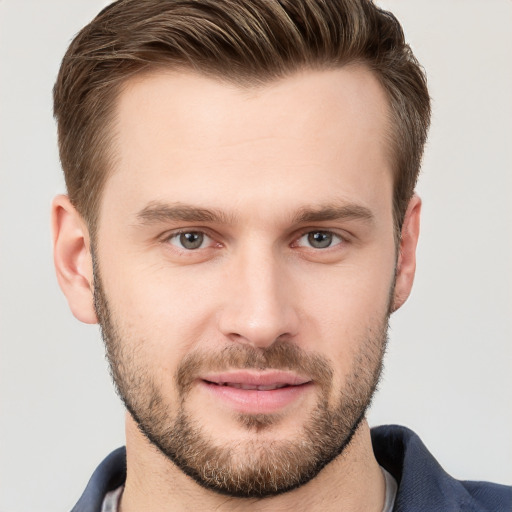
[381,466,398,512]
[101,485,123,512]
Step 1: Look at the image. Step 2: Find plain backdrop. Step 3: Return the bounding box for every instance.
[1,1,511,510]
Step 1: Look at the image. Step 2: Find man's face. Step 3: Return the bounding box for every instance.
[93,66,398,497]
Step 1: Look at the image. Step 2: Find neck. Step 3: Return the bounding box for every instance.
[119,414,385,512]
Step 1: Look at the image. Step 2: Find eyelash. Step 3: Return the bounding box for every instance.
[293,230,345,250]
[164,230,217,251]
[162,228,347,252]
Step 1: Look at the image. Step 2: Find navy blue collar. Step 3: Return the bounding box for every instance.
[371,425,511,511]
[72,425,512,511]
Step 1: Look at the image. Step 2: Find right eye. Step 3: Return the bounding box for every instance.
[167,231,212,250]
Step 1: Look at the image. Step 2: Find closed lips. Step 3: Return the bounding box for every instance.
[204,381,293,390]
[200,371,311,389]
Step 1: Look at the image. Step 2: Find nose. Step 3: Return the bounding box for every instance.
[217,245,299,349]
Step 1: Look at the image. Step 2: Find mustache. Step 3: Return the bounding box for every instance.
[175,341,334,395]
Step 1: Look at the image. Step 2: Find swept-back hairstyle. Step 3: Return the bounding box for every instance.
[54,0,430,235]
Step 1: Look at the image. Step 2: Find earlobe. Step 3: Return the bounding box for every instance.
[51,195,98,324]
[391,195,421,312]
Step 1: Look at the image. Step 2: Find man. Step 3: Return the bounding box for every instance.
[51,0,511,511]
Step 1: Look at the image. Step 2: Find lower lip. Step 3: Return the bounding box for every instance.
[200,381,313,414]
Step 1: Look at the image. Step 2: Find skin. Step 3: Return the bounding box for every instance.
[52,65,421,511]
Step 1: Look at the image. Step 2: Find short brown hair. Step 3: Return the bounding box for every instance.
[54,0,430,235]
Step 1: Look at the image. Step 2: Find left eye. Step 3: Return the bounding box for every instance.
[296,231,343,249]
[168,231,211,250]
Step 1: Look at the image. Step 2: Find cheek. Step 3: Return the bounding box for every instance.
[299,257,395,323]
[295,263,393,377]
[104,260,221,362]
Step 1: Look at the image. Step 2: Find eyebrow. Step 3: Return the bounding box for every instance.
[135,201,374,227]
[293,203,375,225]
[136,202,234,225]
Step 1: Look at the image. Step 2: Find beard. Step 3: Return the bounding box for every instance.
[93,261,388,498]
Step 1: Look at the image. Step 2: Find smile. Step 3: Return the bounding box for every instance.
[199,371,313,414]
[205,381,290,391]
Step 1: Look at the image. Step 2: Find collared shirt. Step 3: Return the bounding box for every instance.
[72,425,512,512]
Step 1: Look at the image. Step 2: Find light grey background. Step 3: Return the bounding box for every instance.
[1,1,511,510]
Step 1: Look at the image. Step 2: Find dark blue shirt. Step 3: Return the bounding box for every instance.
[71,425,512,511]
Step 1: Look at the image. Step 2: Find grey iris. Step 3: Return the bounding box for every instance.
[180,232,204,249]
[308,231,333,249]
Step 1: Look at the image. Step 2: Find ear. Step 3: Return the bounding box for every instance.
[391,195,421,312]
[51,195,98,324]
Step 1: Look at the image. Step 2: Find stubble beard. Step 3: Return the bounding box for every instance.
[93,262,389,498]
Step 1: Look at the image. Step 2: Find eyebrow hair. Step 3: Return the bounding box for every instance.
[293,203,375,224]
[135,201,374,227]
[136,201,234,225]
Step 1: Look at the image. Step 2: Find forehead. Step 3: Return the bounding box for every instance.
[101,66,393,226]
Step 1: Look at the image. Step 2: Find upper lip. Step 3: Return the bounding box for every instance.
[201,371,311,389]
